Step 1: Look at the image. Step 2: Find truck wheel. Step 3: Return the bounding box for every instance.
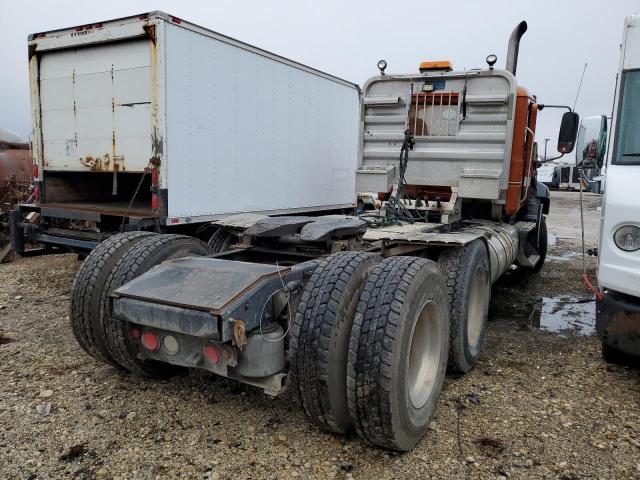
[208,228,236,253]
[601,342,637,366]
[347,256,450,451]
[437,241,491,373]
[289,251,381,434]
[70,231,156,367]
[101,234,210,377]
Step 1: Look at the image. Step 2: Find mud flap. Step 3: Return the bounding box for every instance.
[597,291,640,357]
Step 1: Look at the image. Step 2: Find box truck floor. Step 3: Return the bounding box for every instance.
[40,201,153,219]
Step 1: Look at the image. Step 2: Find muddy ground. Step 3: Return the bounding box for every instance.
[0,191,638,480]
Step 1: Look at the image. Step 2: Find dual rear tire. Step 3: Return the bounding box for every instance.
[70,232,209,377]
[291,253,451,451]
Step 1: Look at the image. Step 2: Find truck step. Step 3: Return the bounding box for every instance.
[515,221,537,233]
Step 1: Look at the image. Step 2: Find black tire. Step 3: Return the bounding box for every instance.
[437,241,491,374]
[70,231,156,367]
[602,342,638,366]
[347,256,450,451]
[102,234,209,377]
[289,251,381,434]
[208,228,237,253]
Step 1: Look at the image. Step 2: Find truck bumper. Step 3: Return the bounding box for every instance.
[11,203,159,252]
[11,205,99,252]
[596,290,640,357]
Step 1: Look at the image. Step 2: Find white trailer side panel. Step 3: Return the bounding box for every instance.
[39,39,152,172]
[163,22,359,219]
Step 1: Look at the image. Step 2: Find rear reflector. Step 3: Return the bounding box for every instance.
[33,163,39,179]
[203,344,220,365]
[141,331,160,351]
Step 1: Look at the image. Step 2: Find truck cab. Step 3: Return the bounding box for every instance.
[591,14,640,359]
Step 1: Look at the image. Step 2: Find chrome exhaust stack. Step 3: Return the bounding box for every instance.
[506,21,528,76]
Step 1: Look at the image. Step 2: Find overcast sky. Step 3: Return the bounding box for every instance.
[1,0,638,157]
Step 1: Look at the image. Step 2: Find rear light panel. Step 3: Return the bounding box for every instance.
[130,326,235,368]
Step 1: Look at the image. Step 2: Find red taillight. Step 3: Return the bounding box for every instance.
[138,14,148,20]
[131,327,141,339]
[150,167,158,186]
[203,344,220,365]
[94,23,103,28]
[75,26,83,32]
[33,185,40,202]
[141,331,160,351]
[33,163,39,179]
[151,193,158,210]
[170,16,181,24]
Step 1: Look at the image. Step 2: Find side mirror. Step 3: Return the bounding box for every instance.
[595,115,607,169]
[575,115,607,169]
[557,111,580,154]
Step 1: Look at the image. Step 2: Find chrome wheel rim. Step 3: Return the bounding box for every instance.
[467,265,489,353]
[408,301,441,408]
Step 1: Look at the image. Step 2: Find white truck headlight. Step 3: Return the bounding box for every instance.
[614,225,640,251]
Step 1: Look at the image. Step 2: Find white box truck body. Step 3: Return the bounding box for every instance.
[15,11,359,251]
[594,13,640,358]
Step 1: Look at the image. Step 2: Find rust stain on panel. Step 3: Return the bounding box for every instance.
[143,24,156,45]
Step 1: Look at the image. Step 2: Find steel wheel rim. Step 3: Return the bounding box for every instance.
[408,301,441,408]
[467,265,489,352]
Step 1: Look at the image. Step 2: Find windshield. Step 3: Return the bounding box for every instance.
[614,69,640,165]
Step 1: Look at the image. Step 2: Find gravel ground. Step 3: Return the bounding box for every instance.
[1,191,639,480]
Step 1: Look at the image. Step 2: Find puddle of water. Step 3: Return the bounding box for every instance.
[531,296,595,335]
[546,250,581,262]
[491,295,595,336]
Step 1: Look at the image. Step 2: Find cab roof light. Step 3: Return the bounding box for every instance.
[419,61,453,73]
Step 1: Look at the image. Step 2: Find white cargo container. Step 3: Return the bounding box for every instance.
[18,11,359,251]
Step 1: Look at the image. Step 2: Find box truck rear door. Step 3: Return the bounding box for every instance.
[39,39,152,173]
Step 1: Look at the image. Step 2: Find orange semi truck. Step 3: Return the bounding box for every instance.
[58,15,578,451]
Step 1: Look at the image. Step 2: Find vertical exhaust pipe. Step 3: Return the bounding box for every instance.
[505,21,527,76]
